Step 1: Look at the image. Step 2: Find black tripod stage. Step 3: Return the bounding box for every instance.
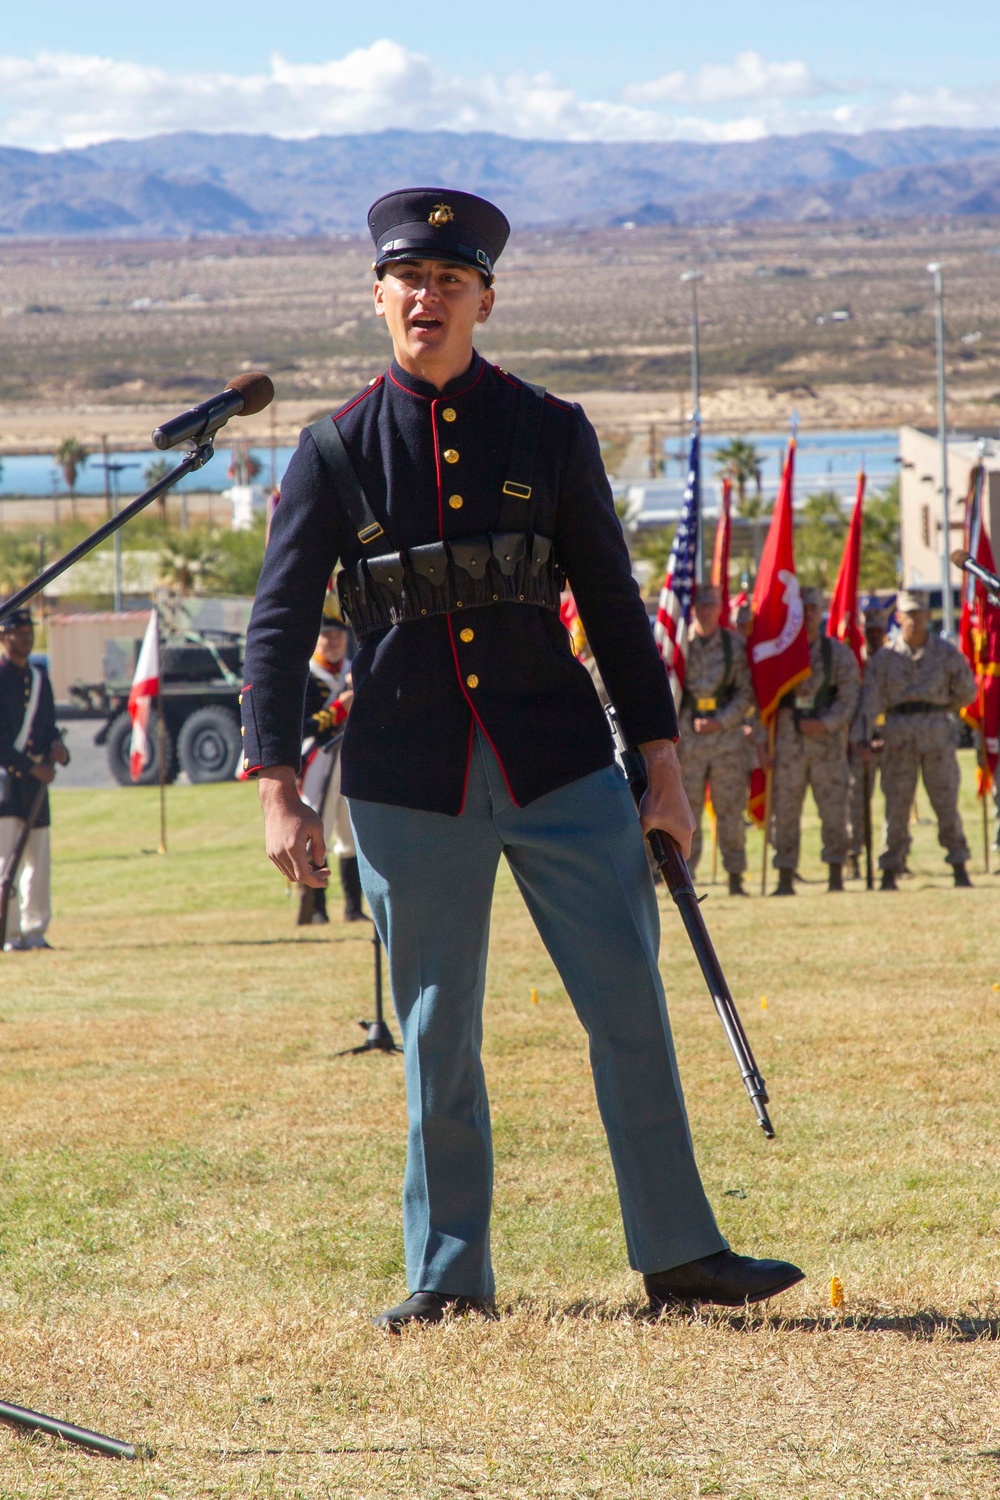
[337,929,403,1056]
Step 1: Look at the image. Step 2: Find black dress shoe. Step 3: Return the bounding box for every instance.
[644,1248,804,1310]
[372,1291,497,1331]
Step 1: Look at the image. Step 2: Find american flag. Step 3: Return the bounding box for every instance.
[654,431,700,705]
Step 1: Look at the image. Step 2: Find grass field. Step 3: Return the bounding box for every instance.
[1,754,998,1498]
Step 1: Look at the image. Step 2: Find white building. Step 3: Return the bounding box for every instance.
[898,427,1000,589]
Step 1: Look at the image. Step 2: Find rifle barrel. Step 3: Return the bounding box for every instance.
[606,705,775,1138]
[0,1398,147,1461]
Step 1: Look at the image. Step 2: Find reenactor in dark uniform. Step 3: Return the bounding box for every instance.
[0,609,69,950]
[298,602,366,923]
[241,187,802,1328]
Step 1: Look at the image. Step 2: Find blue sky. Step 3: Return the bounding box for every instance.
[2,1,999,149]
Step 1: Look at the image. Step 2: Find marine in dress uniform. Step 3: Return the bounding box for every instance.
[242,188,803,1327]
[676,583,755,894]
[0,610,69,950]
[855,589,976,889]
[770,587,860,894]
[298,602,366,924]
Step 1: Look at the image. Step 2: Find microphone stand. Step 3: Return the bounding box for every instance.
[0,442,215,626]
[336,930,403,1056]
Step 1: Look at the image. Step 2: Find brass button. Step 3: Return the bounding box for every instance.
[443,448,459,464]
[238,692,243,705]
[460,628,474,643]
[449,494,463,510]
[466,674,479,689]
[240,726,245,736]
[441,407,457,422]
[243,757,250,769]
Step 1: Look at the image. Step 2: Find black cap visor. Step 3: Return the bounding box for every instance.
[375,223,494,280]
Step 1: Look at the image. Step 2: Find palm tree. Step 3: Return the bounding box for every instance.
[143,457,173,522]
[158,532,221,596]
[715,438,766,582]
[55,437,88,522]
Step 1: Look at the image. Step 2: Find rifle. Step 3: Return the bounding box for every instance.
[606,704,775,1138]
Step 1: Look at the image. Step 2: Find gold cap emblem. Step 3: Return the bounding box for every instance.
[429,203,454,227]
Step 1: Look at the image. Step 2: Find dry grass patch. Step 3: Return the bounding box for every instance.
[0,754,998,1496]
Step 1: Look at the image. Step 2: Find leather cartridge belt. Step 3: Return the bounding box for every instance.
[336,530,565,637]
[887,700,947,716]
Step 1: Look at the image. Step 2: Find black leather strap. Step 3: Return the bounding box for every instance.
[308,416,384,545]
[499,381,546,528]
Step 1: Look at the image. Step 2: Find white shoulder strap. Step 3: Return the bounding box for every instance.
[13,666,43,755]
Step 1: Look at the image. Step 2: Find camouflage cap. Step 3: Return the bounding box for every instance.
[800,586,826,607]
[693,582,722,605]
[897,589,930,613]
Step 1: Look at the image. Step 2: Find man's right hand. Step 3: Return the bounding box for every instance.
[257,765,329,887]
[29,763,56,784]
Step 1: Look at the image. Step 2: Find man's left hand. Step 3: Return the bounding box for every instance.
[50,742,70,766]
[637,739,696,860]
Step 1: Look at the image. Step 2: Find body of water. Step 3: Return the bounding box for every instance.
[0,446,297,499]
[0,428,901,505]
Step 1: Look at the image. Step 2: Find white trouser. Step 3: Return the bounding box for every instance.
[322,753,356,859]
[0,820,51,938]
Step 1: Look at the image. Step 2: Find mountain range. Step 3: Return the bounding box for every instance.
[3,126,1000,238]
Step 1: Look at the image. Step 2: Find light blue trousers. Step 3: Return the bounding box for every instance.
[349,732,725,1297]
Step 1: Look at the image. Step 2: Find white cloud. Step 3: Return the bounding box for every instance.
[0,45,998,152]
[0,45,783,148]
[624,51,826,106]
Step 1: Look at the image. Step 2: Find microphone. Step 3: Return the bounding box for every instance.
[151,371,274,451]
[951,548,1000,594]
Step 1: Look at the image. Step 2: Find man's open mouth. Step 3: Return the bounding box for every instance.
[411,317,442,330]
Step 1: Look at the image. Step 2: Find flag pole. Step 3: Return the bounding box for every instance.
[760,719,776,895]
[156,611,167,855]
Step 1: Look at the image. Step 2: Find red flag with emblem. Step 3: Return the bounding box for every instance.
[827,469,865,667]
[711,478,732,624]
[747,439,810,724]
[959,465,1000,793]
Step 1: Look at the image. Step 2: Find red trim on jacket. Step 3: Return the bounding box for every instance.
[333,377,383,421]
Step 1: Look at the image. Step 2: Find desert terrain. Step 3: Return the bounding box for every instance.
[1,218,999,457]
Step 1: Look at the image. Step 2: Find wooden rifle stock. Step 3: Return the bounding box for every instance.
[606,705,775,1138]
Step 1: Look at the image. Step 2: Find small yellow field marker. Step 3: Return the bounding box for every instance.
[530,987,539,1006]
[760,995,768,1011]
[992,983,999,993]
[830,1275,845,1311]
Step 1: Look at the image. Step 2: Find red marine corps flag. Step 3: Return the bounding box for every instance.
[958,465,1000,864]
[747,437,810,892]
[128,609,160,781]
[827,469,866,667]
[747,438,810,723]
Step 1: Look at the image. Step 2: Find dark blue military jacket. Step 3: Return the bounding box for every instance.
[241,353,677,814]
[0,655,57,826]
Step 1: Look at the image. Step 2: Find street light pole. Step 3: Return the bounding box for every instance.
[927,262,954,636]
[680,269,704,580]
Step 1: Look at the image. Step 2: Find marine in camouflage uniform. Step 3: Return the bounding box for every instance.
[677,584,755,894]
[855,589,976,888]
[771,587,860,894]
[846,602,889,878]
